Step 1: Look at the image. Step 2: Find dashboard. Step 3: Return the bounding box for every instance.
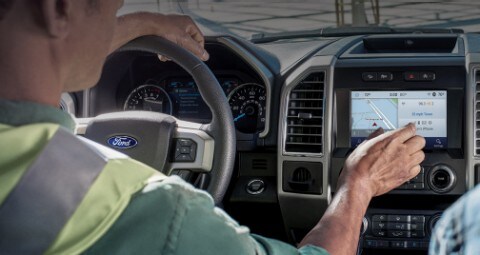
[67,33,480,254]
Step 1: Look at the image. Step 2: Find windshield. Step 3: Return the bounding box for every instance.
[119,0,480,40]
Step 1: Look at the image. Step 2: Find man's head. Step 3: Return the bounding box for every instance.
[0,0,123,105]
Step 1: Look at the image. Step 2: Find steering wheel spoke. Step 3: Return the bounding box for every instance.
[167,120,214,174]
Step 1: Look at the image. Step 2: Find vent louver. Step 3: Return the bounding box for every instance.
[476,70,480,156]
[252,159,268,171]
[285,72,325,154]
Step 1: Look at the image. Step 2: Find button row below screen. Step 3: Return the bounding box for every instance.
[364,239,430,249]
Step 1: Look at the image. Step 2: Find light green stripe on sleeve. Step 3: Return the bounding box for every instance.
[46,158,158,255]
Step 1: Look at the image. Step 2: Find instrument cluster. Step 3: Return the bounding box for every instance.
[123,76,266,134]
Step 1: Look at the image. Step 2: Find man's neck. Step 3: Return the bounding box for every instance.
[0,25,64,107]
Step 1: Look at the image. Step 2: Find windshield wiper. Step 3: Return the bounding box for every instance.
[251,27,464,43]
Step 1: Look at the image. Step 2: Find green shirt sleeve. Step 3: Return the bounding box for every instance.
[252,234,329,255]
[84,176,329,255]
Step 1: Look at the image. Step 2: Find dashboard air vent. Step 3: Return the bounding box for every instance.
[285,72,325,154]
[252,159,268,171]
[476,70,480,156]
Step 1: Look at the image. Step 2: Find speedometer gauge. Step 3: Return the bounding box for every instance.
[228,83,266,134]
[124,84,173,114]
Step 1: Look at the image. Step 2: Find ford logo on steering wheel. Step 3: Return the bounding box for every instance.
[107,135,138,149]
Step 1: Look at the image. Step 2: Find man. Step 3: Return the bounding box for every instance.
[0,0,425,254]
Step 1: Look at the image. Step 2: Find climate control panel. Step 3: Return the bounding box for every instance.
[362,209,443,251]
[370,214,426,239]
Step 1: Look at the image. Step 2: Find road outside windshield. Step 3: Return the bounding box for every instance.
[121,0,480,40]
[351,91,447,149]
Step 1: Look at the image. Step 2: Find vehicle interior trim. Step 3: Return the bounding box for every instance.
[60,93,76,116]
[467,59,480,189]
[217,37,274,138]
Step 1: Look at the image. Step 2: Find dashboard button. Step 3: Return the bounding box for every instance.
[410,230,426,238]
[372,215,387,222]
[411,216,426,223]
[378,72,393,81]
[372,222,387,230]
[432,170,451,189]
[404,72,419,81]
[388,231,411,238]
[377,240,389,248]
[387,223,411,230]
[419,72,436,81]
[405,241,423,249]
[411,223,425,231]
[387,215,411,222]
[364,240,378,248]
[362,72,378,81]
[410,174,424,183]
[372,229,387,237]
[390,241,407,248]
[246,179,265,195]
[406,183,425,190]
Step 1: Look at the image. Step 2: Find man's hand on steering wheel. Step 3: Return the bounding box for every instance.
[111,12,209,61]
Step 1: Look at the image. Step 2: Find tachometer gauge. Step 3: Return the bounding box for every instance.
[124,84,173,114]
[228,83,266,134]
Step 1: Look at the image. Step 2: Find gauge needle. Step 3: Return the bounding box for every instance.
[234,113,246,122]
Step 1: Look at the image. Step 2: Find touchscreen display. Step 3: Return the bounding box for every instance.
[351,91,447,149]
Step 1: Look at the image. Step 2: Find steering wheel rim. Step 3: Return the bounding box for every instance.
[117,35,236,204]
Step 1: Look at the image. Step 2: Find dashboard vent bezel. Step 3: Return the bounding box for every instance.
[283,71,325,157]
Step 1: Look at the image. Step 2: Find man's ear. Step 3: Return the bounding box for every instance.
[39,0,71,38]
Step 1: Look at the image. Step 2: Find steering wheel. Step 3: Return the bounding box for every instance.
[84,36,236,205]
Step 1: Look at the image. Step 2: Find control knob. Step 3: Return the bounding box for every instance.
[428,165,456,193]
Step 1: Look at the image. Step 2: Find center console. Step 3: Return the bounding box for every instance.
[333,65,466,253]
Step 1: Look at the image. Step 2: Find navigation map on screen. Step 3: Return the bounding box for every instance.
[351,91,447,149]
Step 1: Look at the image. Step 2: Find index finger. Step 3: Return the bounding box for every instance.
[180,35,209,61]
[390,123,417,143]
[186,23,205,48]
[367,127,384,140]
[188,28,210,61]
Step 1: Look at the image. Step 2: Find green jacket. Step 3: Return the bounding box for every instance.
[0,99,328,255]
